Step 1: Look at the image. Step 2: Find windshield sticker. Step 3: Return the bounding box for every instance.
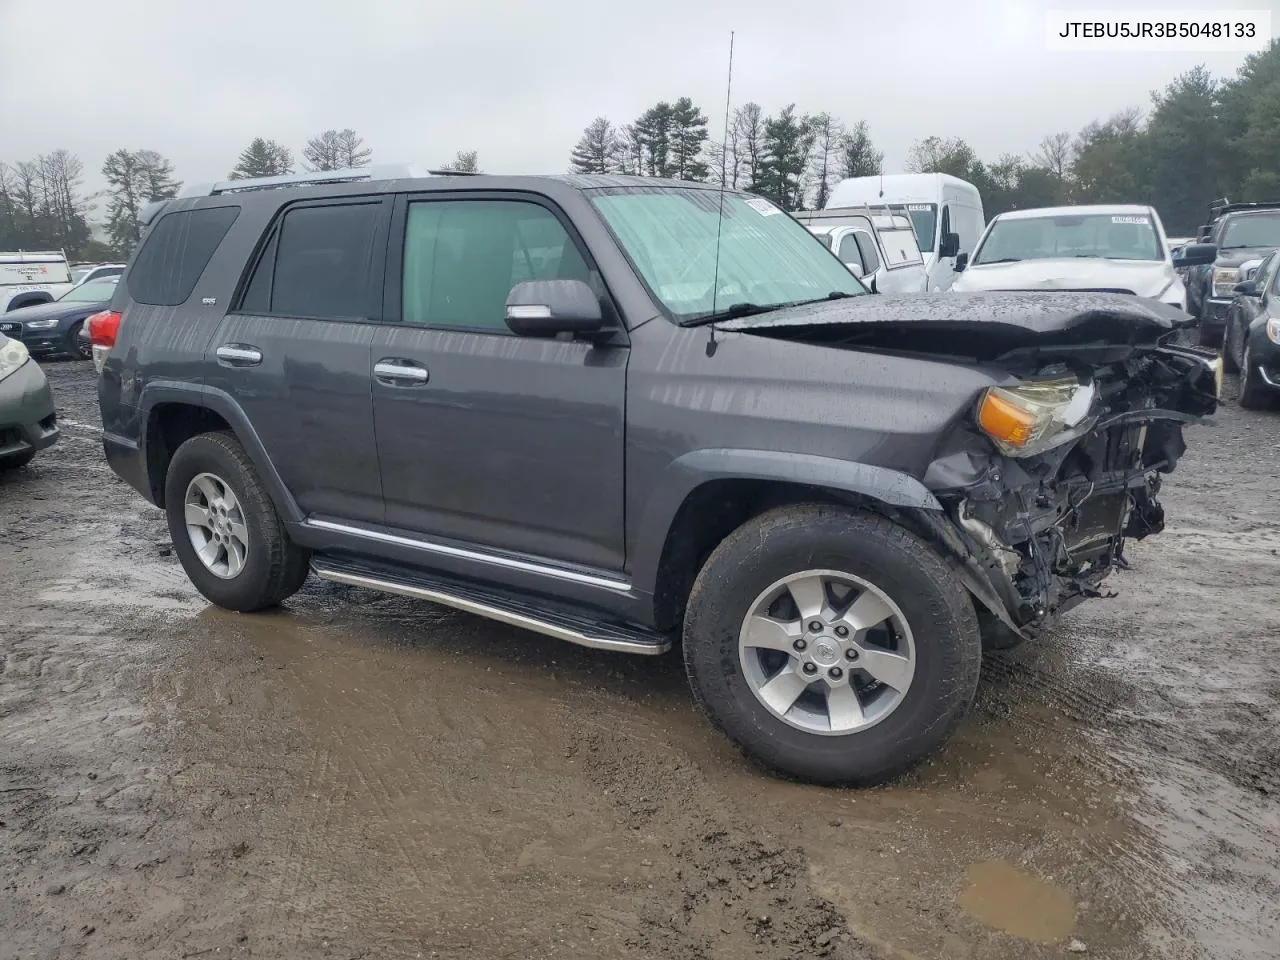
[744,197,783,216]
[1112,215,1150,224]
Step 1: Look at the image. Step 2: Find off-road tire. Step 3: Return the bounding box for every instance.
[164,431,310,611]
[682,504,982,786]
[0,449,37,470]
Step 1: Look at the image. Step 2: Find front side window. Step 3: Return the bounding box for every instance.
[1221,213,1280,250]
[401,199,590,331]
[836,233,864,268]
[589,187,866,322]
[973,212,1162,265]
[243,203,380,319]
[853,231,881,274]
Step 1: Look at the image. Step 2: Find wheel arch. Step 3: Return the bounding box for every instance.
[633,449,943,633]
[139,384,302,522]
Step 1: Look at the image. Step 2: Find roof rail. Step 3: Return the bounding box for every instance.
[177,163,433,199]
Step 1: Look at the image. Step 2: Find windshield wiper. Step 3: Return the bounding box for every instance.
[789,291,856,308]
[683,301,785,327]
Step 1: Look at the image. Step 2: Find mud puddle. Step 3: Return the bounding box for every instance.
[2,360,1278,959]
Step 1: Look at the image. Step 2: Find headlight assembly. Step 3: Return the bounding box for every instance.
[976,378,1097,457]
[1267,318,1280,345]
[1213,266,1240,298]
[0,336,30,382]
[23,318,58,330]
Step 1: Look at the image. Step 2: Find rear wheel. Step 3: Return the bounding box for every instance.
[164,431,310,611]
[682,504,981,786]
[1221,316,1239,373]
[65,321,92,360]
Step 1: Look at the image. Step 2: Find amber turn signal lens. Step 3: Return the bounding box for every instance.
[978,391,1036,448]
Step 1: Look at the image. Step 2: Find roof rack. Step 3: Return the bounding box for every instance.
[177,163,434,199]
[1208,198,1280,219]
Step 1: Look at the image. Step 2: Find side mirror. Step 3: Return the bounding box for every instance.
[954,252,969,272]
[846,262,864,278]
[1172,242,1217,269]
[505,280,605,338]
[1232,280,1260,297]
[938,231,961,259]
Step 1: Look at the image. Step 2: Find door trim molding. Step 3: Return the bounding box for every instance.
[303,518,633,593]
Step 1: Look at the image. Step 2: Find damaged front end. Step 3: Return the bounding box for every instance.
[922,335,1220,644]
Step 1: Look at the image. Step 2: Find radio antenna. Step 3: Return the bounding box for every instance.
[709,30,735,336]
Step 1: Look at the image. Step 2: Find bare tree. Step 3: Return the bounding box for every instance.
[439,150,480,173]
[807,112,844,209]
[736,103,766,191]
[1034,132,1074,179]
[304,128,372,171]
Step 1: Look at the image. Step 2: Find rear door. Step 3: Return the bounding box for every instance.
[369,191,628,571]
[204,197,390,524]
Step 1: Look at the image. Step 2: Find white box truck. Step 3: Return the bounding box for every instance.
[825,174,985,292]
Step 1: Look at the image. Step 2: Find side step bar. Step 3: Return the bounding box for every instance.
[310,558,671,656]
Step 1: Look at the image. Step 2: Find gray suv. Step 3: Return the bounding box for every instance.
[94,167,1221,785]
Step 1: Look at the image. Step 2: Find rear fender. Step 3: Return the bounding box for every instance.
[138,383,302,522]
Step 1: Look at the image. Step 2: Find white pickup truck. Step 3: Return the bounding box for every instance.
[2,251,76,312]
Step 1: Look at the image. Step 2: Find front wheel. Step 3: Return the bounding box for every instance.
[682,504,981,786]
[1239,342,1271,410]
[164,431,311,611]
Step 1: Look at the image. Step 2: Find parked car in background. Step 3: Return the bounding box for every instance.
[824,174,985,291]
[0,277,119,360]
[1186,201,1280,345]
[1,251,75,312]
[94,167,1221,786]
[70,263,126,286]
[0,332,60,470]
[794,207,929,293]
[1222,247,1280,408]
[950,205,1215,309]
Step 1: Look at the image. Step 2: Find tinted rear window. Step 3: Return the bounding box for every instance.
[128,206,240,306]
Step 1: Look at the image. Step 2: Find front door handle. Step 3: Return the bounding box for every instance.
[216,343,262,366]
[374,359,429,384]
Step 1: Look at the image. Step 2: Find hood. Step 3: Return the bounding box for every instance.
[1214,247,1275,268]
[951,257,1176,298]
[716,291,1187,369]
[1,299,105,323]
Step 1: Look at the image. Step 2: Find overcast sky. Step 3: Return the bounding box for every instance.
[2,0,1276,211]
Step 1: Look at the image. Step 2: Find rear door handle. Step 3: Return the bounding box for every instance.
[373,359,429,384]
[216,343,263,366]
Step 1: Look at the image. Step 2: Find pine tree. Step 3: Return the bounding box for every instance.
[229,138,294,180]
[137,150,181,201]
[102,149,147,254]
[669,97,710,181]
[757,106,814,211]
[838,121,884,179]
[569,117,620,175]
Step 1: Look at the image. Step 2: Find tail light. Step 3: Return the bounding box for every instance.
[86,310,122,347]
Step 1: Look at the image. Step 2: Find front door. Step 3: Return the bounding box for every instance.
[371,193,628,572]
[205,197,390,525]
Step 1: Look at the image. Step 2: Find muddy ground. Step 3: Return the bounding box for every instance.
[2,358,1277,960]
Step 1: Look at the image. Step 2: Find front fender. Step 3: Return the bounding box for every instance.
[628,447,941,598]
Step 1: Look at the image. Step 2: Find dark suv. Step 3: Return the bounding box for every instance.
[1187,201,1280,345]
[94,167,1221,785]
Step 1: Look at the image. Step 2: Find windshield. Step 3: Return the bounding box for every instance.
[58,279,117,302]
[974,212,1162,264]
[901,204,937,252]
[589,187,866,322]
[1221,213,1280,249]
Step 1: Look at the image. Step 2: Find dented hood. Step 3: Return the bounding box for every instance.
[718,291,1185,341]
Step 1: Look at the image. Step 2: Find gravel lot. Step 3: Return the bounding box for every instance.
[2,358,1277,960]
